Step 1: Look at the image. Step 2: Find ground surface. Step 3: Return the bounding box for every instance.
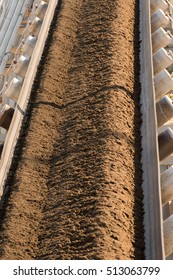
[0,0,144,259]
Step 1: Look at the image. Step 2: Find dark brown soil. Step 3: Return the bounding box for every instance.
[0,0,144,259]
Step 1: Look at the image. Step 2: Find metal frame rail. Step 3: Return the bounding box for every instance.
[140,0,164,259]
[140,0,173,260]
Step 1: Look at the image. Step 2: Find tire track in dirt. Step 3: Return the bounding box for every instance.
[0,0,144,259]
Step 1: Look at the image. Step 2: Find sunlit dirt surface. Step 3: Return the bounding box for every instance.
[0,0,144,259]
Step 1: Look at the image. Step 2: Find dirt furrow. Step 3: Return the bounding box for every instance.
[0,0,144,259]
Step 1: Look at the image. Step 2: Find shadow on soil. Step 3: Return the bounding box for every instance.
[133,0,145,259]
